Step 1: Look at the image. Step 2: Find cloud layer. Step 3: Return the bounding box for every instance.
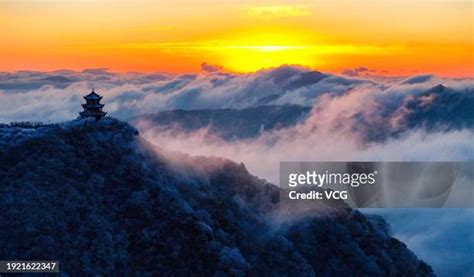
[1,66,472,123]
[368,209,474,277]
[1,65,473,277]
[1,67,473,182]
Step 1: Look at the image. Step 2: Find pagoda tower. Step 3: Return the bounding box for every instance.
[79,89,107,120]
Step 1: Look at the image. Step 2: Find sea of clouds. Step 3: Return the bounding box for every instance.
[1,65,473,276]
[1,65,473,183]
[1,65,471,121]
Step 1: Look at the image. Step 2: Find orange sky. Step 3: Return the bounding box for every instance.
[1,0,473,76]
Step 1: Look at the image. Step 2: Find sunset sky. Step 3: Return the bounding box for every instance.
[1,0,473,76]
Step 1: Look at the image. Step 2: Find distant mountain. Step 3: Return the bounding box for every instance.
[132,84,474,144]
[267,68,328,91]
[402,85,474,130]
[0,118,433,275]
[353,84,474,141]
[132,105,311,140]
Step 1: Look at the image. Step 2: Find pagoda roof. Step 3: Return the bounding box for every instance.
[84,89,102,100]
[82,103,104,108]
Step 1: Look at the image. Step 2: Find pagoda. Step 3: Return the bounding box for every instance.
[79,88,107,120]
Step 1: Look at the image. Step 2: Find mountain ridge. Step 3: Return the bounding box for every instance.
[132,105,311,140]
[0,117,434,275]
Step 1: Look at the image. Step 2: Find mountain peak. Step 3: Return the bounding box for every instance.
[431,83,446,92]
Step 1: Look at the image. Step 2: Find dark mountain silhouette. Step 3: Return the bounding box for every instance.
[354,84,474,141]
[264,66,327,91]
[0,118,434,275]
[133,105,311,140]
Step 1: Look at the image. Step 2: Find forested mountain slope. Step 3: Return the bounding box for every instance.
[0,118,433,276]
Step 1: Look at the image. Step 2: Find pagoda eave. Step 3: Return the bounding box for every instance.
[82,103,104,108]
